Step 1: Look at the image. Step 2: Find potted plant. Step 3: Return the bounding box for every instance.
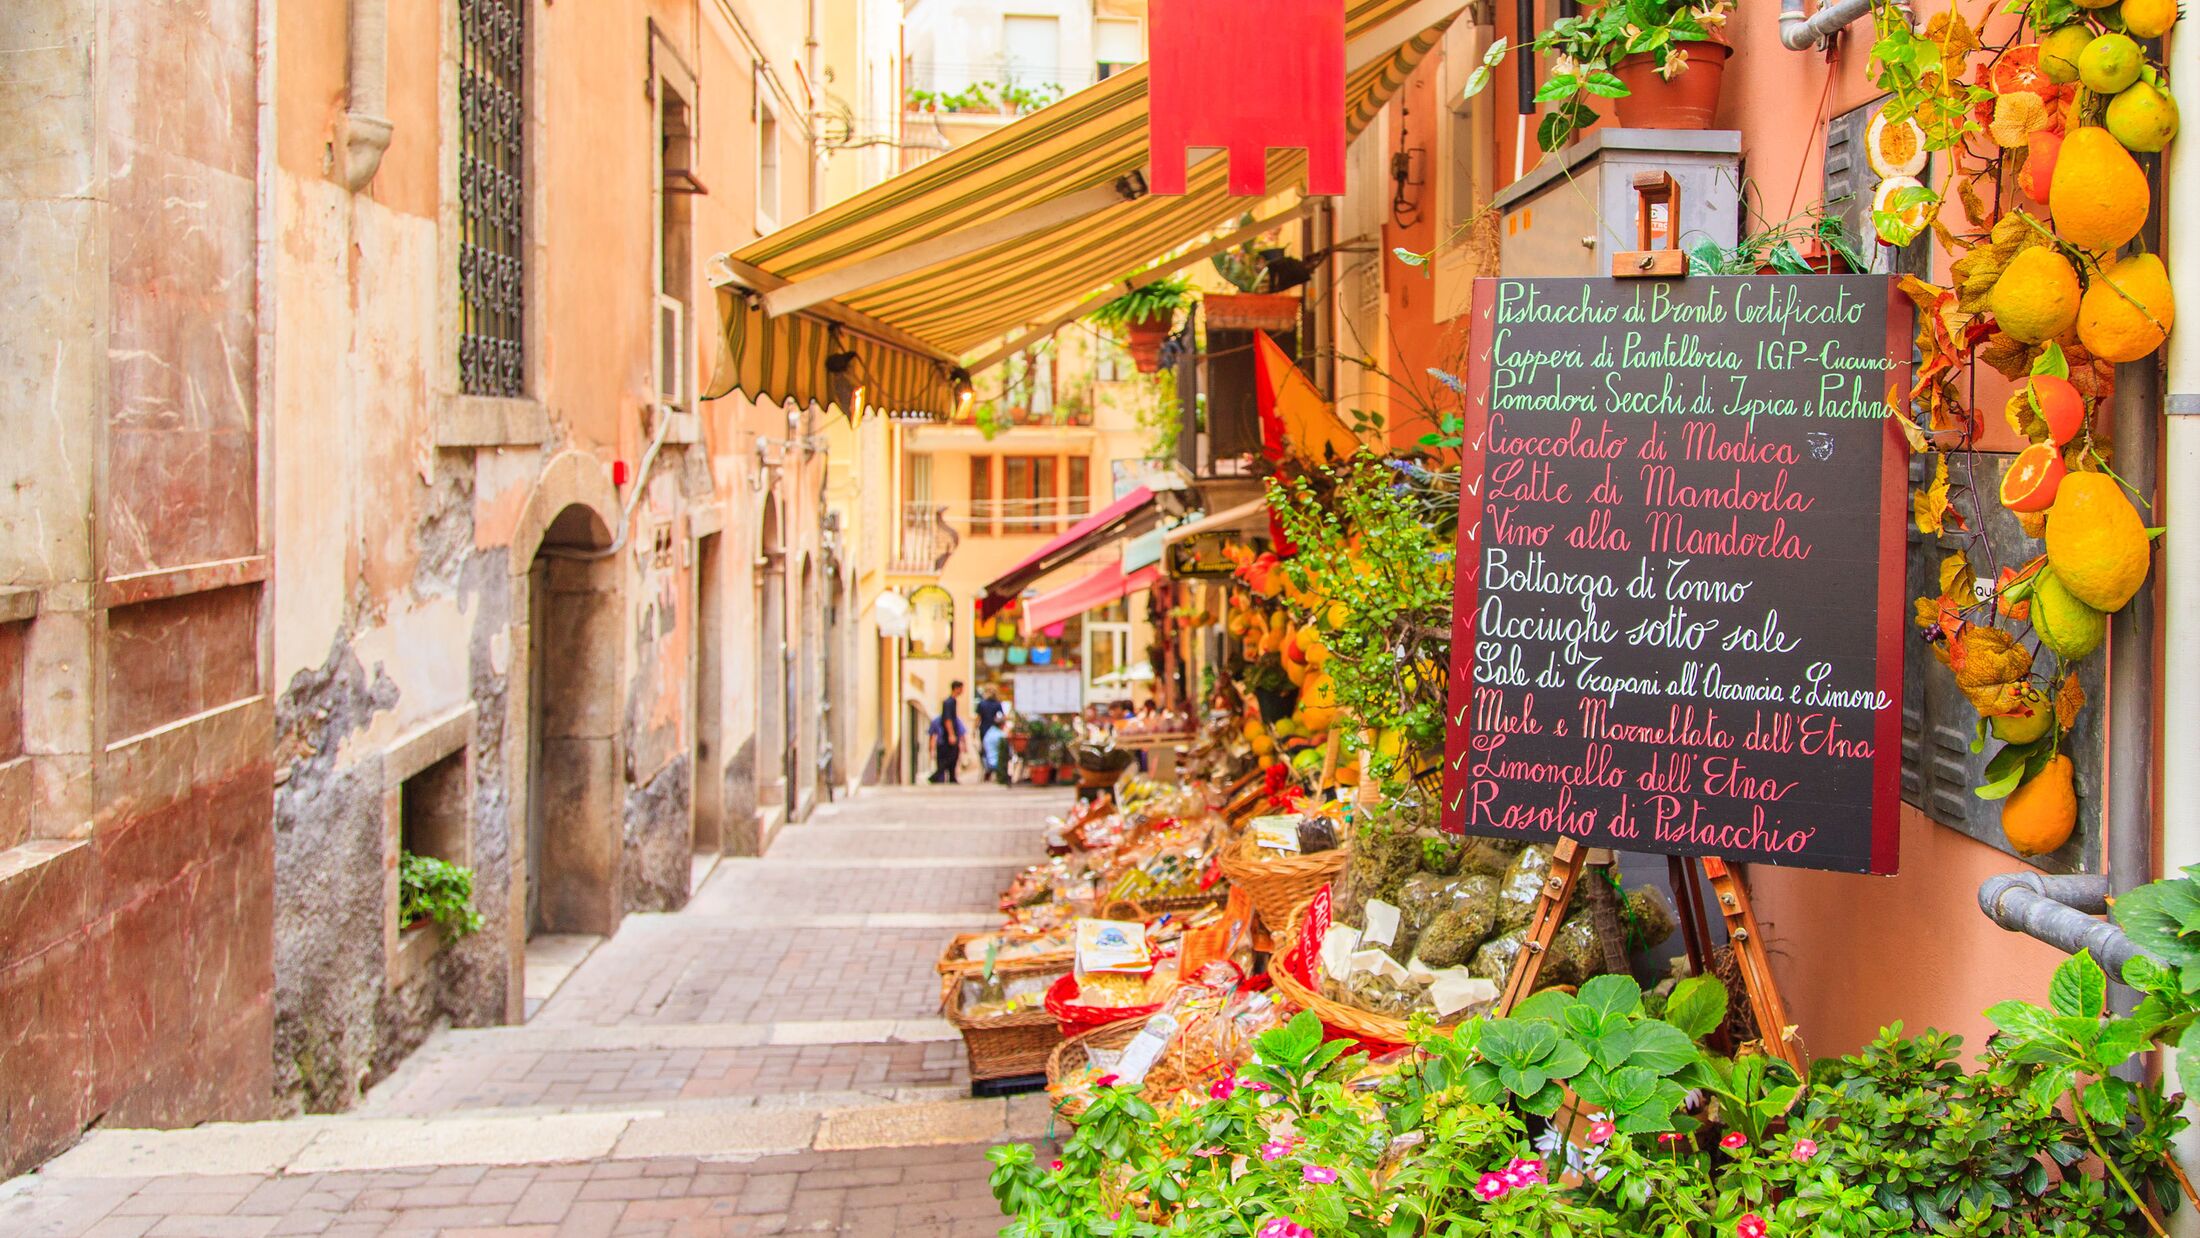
[1091,277,1194,374]
[1465,0,1736,152]
[1686,206,1870,276]
[1205,219,1305,332]
[399,853,486,944]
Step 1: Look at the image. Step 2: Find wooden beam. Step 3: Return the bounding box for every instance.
[959,200,1317,376]
[712,255,959,366]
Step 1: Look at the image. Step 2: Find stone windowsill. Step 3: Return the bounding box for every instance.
[0,588,37,625]
[437,395,550,449]
[390,920,447,988]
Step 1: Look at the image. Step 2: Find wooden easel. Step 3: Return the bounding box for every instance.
[1496,842,1804,1072]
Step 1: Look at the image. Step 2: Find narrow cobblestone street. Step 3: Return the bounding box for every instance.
[0,787,1061,1237]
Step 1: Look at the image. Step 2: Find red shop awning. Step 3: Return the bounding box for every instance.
[1025,560,1164,631]
[978,486,1159,617]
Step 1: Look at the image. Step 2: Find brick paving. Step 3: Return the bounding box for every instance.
[0,787,1066,1237]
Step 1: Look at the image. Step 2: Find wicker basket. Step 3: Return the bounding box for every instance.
[1098,888,1227,922]
[942,967,1069,1082]
[1217,833,1347,936]
[1043,1019,1147,1123]
[935,931,1073,979]
[1270,900,1575,1053]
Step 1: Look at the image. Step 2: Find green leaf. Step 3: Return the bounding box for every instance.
[1496,1065,1550,1097]
[1974,742,2038,801]
[1603,1064,1660,1112]
[2178,1037,2200,1103]
[1622,1021,1701,1075]
[2050,951,2108,1020]
[1481,36,1511,67]
[1581,71,1631,99]
[1986,999,2060,1043]
[2079,1077,2130,1126]
[1664,976,1729,1040]
[1521,1080,1568,1116]
[1392,247,1430,268]
[1543,1038,1593,1081]
[1510,988,1575,1023]
[1577,974,1643,1023]
[2032,340,2070,380]
[1464,64,1494,98]
[1534,73,1580,104]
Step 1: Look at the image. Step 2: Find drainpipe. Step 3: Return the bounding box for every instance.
[1977,873,2149,982]
[335,0,394,191]
[1777,0,1884,51]
[2161,15,2199,1211]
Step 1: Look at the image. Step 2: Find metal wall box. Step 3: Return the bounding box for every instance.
[1491,129,1744,278]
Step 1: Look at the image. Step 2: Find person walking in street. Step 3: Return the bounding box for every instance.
[929,681,966,783]
[974,686,1005,783]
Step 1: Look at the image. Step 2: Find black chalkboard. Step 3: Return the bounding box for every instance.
[1439,276,1910,875]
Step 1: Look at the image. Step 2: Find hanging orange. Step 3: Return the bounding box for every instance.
[2000,443,2067,513]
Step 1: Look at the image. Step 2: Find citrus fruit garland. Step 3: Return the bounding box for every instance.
[1873,0,2176,858]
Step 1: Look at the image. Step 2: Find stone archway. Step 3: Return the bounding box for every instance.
[505,452,625,945]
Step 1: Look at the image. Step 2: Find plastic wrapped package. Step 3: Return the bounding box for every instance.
[1468,926,1527,982]
[1626,885,1680,951]
[1415,901,1495,969]
[1542,916,1606,988]
[1457,836,1525,877]
[957,971,1055,1021]
[1396,873,1499,945]
[1334,819,1420,923]
[1495,844,1558,930]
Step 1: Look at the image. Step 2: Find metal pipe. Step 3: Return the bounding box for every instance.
[2160,9,2200,1213]
[1977,872,2148,981]
[1778,0,1881,51]
[336,0,393,190]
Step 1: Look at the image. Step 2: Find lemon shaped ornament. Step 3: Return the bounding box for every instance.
[2044,472,2151,612]
[1988,247,2082,344]
[2106,80,2179,153]
[2002,755,2077,857]
[2050,128,2151,252]
[2078,252,2176,364]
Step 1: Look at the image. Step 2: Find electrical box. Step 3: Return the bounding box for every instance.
[1491,129,1743,277]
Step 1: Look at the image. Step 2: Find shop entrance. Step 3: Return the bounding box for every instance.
[525,505,621,937]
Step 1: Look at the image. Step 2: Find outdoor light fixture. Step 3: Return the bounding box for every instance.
[949,366,975,417]
[826,348,868,420]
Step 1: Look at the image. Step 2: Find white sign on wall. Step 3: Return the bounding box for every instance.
[1012,669,1083,717]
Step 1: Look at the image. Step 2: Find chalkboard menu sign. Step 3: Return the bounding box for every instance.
[1440,277,1911,875]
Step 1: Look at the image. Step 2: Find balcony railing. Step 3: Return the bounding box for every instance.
[891,503,960,575]
[967,496,1094,537]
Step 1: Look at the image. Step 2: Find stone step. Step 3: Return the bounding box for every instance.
[35,1094,1054,1180]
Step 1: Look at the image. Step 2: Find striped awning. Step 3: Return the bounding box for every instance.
[702,287,959,420]
[708,0,1462,419]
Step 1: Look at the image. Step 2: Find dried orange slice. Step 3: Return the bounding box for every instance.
[1868,113,1928,178]
[1872,175,1935,244]
[1993,45,2051,96]
[2001,442,2067,513]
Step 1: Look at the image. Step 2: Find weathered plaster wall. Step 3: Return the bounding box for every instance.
[0,0,274,1176]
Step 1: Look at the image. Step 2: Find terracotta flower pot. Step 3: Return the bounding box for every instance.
[1010,734,1031,754]
[1124,312,1177,374]
[1202,293,1300,333]
[1029,764,1056,786]
[1610,40,1731,132]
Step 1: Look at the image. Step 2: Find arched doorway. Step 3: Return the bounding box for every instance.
[524,504,621,937]
[755,495,788,816]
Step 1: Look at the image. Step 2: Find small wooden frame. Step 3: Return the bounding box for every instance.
[1499,848,1805,1073]
[1614,171,1687,279]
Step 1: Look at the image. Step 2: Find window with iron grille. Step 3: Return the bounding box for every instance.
[459,0,526,397]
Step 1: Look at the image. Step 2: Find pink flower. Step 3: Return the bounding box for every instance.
[1302,1164,1338,1185]
[1259,1139,1295,1162]
[1049,1159,1064,1171]
[1474,1172,1511,1202]
[1257,1218,1313,1238]
[1719,1131,1748,1150]
[1587,1120,1617,1145]
[1191,1146,1225,1158]
[1737,1215,1768,1238]
[1242,1079,1272,1092]
[1658,1132,1687,1146]
[1504,1157,1546,1188]
[1095,1073,1120,1088]
[1791,1138,1819,1162]
[1210,1074,1238,1100]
